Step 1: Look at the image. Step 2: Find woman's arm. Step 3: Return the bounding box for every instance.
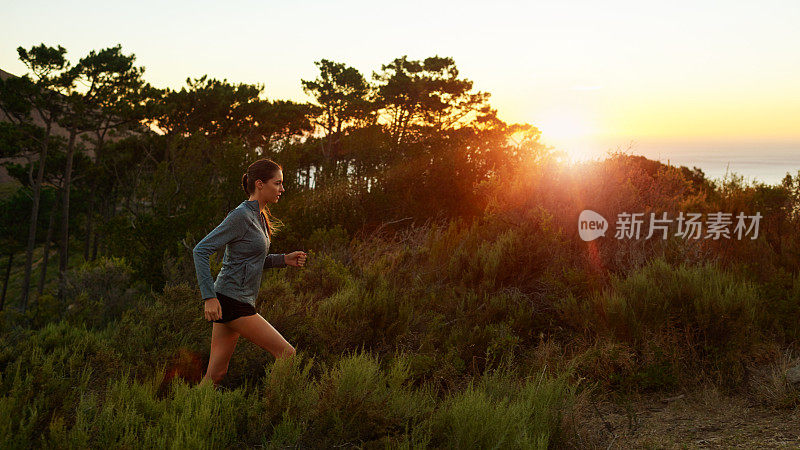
[192,209,245,301]
[264,253,287,268]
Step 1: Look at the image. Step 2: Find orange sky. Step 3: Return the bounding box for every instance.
[2,0,799,181]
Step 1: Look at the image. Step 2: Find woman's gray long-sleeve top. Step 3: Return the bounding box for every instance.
[193,199,286,307]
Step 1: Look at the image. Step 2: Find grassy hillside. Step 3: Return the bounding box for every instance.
[1,156,799,448]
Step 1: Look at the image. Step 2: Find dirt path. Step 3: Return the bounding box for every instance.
[569,386,800,448]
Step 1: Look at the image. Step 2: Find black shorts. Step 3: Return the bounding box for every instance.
[212,291,256,323]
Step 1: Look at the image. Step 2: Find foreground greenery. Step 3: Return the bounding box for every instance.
[0,277,577,448]
[2,160,799,447]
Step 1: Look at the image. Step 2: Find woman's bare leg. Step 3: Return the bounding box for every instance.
[224,313,296,359]
[201,322,241,386]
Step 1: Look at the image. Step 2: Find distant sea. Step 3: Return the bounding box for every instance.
[573,138,800,186]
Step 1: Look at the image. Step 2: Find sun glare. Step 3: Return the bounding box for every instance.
[534,109,599,162]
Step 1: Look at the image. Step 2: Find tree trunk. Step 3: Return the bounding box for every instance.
[0,252,14,311]
[91,187,105,261]
[84,191,94,261]
[20,121,52,312]
[87,131,104,262]
[91,227,99,261]
[58,131,78,307]
[37,193,59,296]
[94,191,110,259]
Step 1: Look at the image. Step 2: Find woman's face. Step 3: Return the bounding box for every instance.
[256,170,285,204]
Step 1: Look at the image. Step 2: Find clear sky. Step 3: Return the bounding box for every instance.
[3,0,799,182]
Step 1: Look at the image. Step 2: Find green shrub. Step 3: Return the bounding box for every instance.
[305,225,350,262]
[429,366,575,449]
[45,371,253,448]
[310,351,434,447]
[439,210,571,296]
[315,276,414,354]
[108,282,208,380]
[582,257,766,387]
[64,256,148,329]
[296,251,352,299]
[0,321,125,447]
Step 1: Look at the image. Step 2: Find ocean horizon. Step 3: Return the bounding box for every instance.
[565,138,800,186]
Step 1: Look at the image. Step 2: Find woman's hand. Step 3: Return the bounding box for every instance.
[204,298,222,321]
[285,251,307,267]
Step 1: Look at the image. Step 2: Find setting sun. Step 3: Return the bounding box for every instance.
[534,108,600,162]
